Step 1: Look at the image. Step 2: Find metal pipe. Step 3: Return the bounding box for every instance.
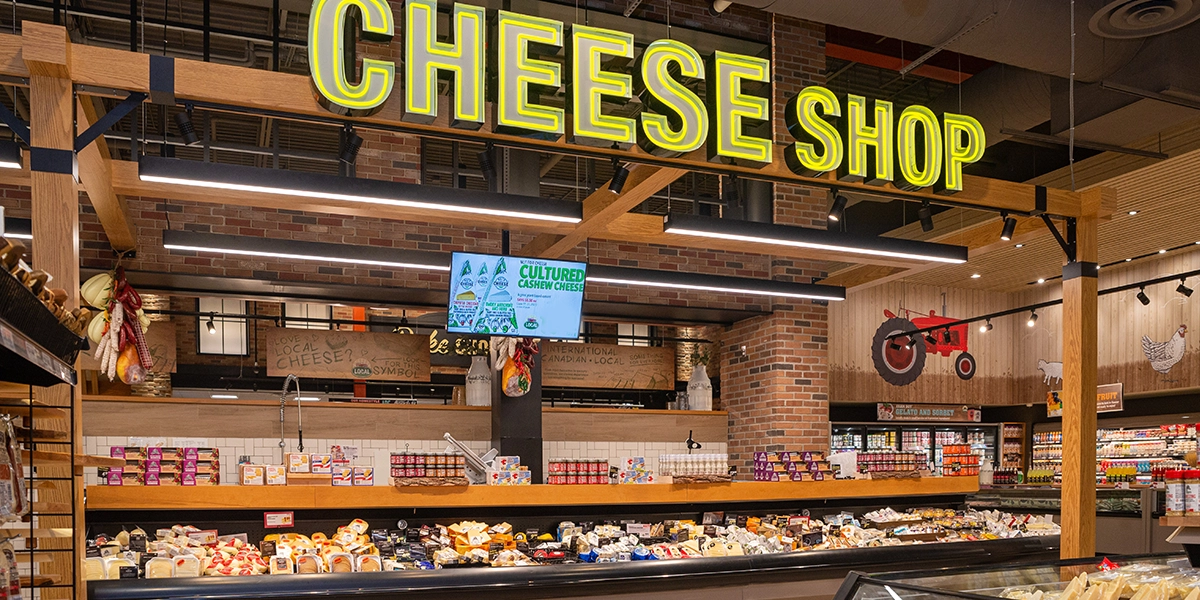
[280,373,303,456]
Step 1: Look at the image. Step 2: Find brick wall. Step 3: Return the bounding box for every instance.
[721,14,831,476]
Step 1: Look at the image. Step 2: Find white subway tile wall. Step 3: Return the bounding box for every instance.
[83,437,728,485]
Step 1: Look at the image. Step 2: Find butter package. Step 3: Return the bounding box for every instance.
[494,456,520,471]
[240,465,265,486]
[353,466,374,486]
[310,454,333,474]
[265,465,288,486]
[287,453,311,474]
[332,466,354,486]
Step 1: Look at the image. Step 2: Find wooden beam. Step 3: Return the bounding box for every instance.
[821,215,1046,288]
[1059,187,1108,560]
[76,97,137,251]
[23,22,85,598]
[0,30,1091,219]
[522,163,687,258]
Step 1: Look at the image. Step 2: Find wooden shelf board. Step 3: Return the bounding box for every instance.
[1160,516,1200,527]
[22,450,124,468]
[86,477,979,511]
[21,574,62,587]
[0,527,72,538]
[0,404,67,419]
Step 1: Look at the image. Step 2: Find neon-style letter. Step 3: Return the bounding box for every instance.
[638,39,707,156]
[838,94,893,185]
[309,0,395,116]
[496,11,564,137]
[895,105,942,190]
[785,85,842,175]
[938,113,986,194]
[707,51,771,165]
[404,0,485,128]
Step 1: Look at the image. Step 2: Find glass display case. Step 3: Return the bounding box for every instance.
[838,553,1191,600]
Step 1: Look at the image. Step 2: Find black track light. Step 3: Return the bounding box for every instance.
[903,335,918,351]
[339,126,363,165]
[924,331,938,346]
[477,143,497,188]
[174,106,199,146]
[1179,279,1193,298]
[206,314,217,335]
[979,319,993,333]
[889,339,903,352]
[828,193,848,224]
[1027,310,1038,327]
[609,159,630,194]
[942,328,952,344]
[1137,287,1151,306]
[1000,211,1017,241]
[918,201,934,233]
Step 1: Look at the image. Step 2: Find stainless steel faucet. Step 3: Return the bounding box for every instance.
[279,374,304,463]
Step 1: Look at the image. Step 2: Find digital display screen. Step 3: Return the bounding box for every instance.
[446,252,586,339]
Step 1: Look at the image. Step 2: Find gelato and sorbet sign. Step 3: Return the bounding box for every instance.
[877,403,981,422]
[447,252,586,339]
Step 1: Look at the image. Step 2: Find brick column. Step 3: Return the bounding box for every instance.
[722,15,831,476]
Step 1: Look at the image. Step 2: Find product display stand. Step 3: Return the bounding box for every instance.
[1160,516,1200,566]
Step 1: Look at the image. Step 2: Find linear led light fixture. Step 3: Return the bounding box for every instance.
[162,230,451,271]
[140,156,582,224]
[663,213,968,264]
[0,141,21,170]
[588,265,846,302]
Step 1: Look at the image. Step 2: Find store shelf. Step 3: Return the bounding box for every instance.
[0,399,68,420]
[22,450,124,468]
[0,527,72,538]
[86,477,980,511]
[1160,516,1200,527]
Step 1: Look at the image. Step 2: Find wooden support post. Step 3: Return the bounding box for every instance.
[23,22,84,599]
[1059,187,1111,560]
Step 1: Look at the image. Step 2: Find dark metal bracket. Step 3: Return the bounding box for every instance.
[0,103,29,145]
[75,92,147,153]
[1041,214,1077,263]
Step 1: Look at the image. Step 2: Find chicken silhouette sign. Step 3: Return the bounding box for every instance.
[1142,324,1187,378]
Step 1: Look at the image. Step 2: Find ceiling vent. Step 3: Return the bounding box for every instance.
[1089,0,1200,38]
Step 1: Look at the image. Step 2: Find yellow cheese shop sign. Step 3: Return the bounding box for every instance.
[308,0,986,192]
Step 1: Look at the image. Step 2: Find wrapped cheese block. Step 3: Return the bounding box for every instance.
[173,555,200,578]
[83,557,105,581]
[357,555,382,572]
[104,557,136,579]
[328,553,354,573]
[145,557,174,578]
[296,555,321,574]
[269,556,293,575]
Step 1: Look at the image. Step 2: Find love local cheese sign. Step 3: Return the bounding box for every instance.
[308,0,985,192]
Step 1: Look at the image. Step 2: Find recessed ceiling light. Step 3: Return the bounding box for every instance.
[971,273,981,279]
[1037,278,1046,284]
[1126,258,1132,262]
[1160,249,1167,254]
[1128,210,1138,215]
[1015,244,1024,248]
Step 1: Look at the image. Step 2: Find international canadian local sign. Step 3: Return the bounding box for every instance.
[308,0,985,192]
[1046,383,1124,418]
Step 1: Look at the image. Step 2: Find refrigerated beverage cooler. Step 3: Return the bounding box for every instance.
[831,422,1001,471]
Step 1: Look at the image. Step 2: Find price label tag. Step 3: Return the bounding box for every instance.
[1115,482,1131,490]
[264,511,295,529]
[1154,482,1166,490]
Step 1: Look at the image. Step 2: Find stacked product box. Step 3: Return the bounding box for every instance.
[617,457,657,484]
[753,451,831,482]
[486,456,532,486]
[99,447,220,486]
[940,445,980,477]
[266,451,372,486]
[547,459,609,485]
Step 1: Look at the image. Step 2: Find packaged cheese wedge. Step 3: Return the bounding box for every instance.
[104,557,136,579]
[83,557,105,581]
[327,553,354,573]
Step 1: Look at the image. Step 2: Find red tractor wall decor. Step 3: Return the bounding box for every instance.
[872,308,976,386]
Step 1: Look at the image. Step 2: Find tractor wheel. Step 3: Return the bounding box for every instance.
[871,317,926,386]
[954,352,977,381]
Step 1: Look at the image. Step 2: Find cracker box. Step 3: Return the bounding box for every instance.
[144,472,160,486]
[494,456,520,471]
[353,466,374,486]
[332,466,354,486]
[180,472,197,486]
[240,465,265,486]
[265,465,288,486]
[182,448,199,461]
[287,453,311,474]
[310,454,333,474]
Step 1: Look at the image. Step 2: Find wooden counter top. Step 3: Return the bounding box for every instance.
[85,477,978,511]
